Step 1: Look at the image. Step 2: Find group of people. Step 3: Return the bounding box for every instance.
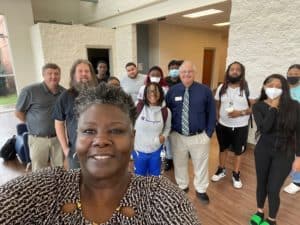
[0,58,299,225]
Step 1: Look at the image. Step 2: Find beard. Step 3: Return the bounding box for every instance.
[73,80,97,93]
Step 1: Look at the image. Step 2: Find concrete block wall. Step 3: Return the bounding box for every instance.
[115,24,137,78]
[227,0,300,143]
[31,23,116,87]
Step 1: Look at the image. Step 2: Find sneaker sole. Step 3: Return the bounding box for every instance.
[232,177,243,189]
[211,174,226,182]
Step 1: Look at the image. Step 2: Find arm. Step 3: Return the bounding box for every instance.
[159,109,172,144]
[228,99,256,118]
[215,100,220,121]
[252,102,277,134]
[55,120,69,157]
[15,111,26,122]
[15,88,30,122]
[293,106,300,171]
[205,90,216,137]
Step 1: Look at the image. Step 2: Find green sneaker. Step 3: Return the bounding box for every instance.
[249,214,264,225]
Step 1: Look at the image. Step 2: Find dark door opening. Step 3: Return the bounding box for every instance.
[87,48,110,75]
[202,49,215,87]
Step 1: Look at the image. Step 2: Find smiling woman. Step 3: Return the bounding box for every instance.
[0,83,201,225]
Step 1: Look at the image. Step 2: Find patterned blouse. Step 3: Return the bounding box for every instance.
[0,167,200,224]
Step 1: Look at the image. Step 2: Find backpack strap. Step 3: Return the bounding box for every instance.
[244,82,253,128]
[136,100,144,117]
[161,106,168,126]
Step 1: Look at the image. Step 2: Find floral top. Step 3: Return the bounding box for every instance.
[0,167,200,225]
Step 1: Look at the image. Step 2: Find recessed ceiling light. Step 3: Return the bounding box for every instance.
[183,9,223,18]
[213,22,230,26]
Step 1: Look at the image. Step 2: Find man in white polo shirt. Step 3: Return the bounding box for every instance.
[211,61,257,188]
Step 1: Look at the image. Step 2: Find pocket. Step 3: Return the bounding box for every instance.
[199,132,210,144]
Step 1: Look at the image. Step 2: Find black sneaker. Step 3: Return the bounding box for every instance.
[196,192,209,205]
[164,159,173,171]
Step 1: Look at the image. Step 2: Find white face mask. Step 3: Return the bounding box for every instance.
[265,87,282,99]
[150,77,161,83]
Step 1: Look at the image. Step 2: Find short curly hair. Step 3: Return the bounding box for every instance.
[75,83,137,126]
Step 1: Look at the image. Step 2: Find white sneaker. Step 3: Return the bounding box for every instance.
[211,167,226,182]
[232,171,243,189]
[283,183,300,194]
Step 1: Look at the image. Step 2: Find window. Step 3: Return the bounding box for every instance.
[0,15,17,109]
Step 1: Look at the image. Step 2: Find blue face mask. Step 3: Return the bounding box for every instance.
[169,69,179,78]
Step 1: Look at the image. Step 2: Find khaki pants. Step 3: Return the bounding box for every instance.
[169,131,210,193]
[28,135,63,171]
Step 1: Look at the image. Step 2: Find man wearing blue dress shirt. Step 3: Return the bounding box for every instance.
[166,61,216,204]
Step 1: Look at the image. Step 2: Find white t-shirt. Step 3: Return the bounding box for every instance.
[215,84,257,128]
[120,73,146,103]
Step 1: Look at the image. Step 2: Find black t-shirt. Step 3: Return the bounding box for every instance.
[165,76,181,87]
[52,90,77,153]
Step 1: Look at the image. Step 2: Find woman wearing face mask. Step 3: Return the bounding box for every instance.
[284,64,300,194]
[250,74,300,225]
[137,66,169,101]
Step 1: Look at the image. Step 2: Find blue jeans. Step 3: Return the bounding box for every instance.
[132,146,162,176]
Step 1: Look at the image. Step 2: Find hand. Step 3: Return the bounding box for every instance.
[228,110,242,118]
[292,157,300,172]
[62,147,70,158]
[159,135,165,144]
[270,97,280,109]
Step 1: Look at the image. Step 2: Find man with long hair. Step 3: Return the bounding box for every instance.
[211,61,256,188]
[53,59,98,169]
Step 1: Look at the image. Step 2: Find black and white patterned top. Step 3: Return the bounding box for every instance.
[0,167,200,224]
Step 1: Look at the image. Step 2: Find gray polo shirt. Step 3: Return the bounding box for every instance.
[16,82,65,136]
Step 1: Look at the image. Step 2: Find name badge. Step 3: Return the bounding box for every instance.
[175,96,183,101]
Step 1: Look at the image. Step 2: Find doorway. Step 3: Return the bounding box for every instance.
[202,48,215,87]
[86,48,110,75]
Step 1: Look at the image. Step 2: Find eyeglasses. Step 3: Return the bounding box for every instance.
[180,70,194,74]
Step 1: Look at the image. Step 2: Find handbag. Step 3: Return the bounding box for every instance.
[0,135,17,161]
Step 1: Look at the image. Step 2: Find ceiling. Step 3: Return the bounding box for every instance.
[145,1,231,32]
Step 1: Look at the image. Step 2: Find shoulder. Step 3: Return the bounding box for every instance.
[132,175,186,201]
[58,90,75,101]
[0,167,79,223]
[192,82,210,91]
[58,85,66,92]
[253,101,267,111]
[20,83,41,94]
[0,167,67,192]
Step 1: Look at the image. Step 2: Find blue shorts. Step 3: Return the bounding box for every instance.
[132,146,162,176]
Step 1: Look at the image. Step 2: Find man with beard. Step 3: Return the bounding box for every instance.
[211,61,256,189]
[53,59,98,169]
[15,63,65,171]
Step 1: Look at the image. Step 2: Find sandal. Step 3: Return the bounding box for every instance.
[249,214,264,225]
